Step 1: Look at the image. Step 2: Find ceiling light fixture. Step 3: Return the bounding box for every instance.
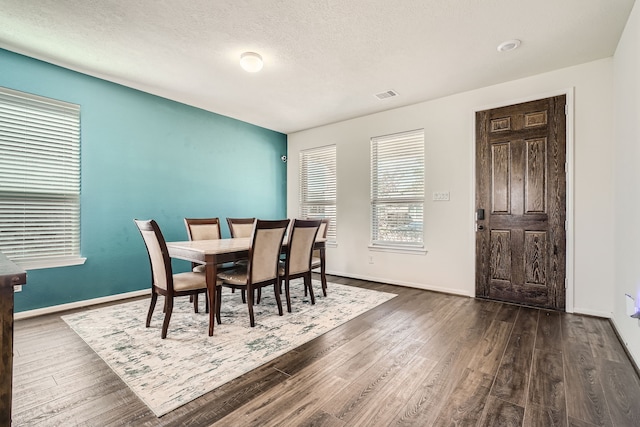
[497,39,521,52]
[240,52,263,72]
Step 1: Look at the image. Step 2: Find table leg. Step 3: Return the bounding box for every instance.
[206,256,217,336]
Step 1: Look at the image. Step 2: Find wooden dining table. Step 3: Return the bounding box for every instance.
[166,237,325,336]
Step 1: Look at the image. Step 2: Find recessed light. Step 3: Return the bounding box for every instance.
[240,52,263,72]
[497,39,521,52]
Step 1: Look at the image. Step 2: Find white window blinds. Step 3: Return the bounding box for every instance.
[371,129,424,247]
[299,145,337,243]
[0,87,82,268]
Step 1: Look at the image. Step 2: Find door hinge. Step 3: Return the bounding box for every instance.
[565,278,567,289]
[564,104,568,115]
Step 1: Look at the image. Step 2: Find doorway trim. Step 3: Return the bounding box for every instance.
[470,87,575,313]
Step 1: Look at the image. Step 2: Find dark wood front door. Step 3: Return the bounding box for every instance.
[475,95,566,310]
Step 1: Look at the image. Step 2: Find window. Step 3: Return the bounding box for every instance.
[299,145,337,243]
[371,129,424,248]
[0,87,83,269]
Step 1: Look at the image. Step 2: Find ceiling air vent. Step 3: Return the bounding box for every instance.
[374,90,399,100]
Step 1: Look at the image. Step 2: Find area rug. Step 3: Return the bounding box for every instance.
[62,280,396,417]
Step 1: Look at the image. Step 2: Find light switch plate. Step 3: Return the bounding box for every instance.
[626,294,636,316]
[433,191,450,201]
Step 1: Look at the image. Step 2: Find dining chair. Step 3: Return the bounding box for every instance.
[184,217,229,311]
[226,217,256,238]
[184,217,222,274]
[185,217,222,240]
[216,219,290,327]
[225,217,256,302]
[279,219,322,312]
[134,219,210,339]
[310,218,330,296]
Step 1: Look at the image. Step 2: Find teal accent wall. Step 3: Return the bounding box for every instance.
[0,49,287,312]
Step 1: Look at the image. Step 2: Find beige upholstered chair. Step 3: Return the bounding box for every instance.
[225,217,256,301]
[184,217,222,274]
[279,219,321,312]
[184,217,228,311]
[311,218,330,296]
[134,219,209,339]
[216,219,290,327]
[226,217,256,238]
[185,217,222,240]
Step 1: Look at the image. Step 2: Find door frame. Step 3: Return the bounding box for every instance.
[470,87,575,313]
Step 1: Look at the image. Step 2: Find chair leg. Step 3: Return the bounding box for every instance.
[273,283,283,316]
[215,286,222,324]
[241,289,246,304]
[246,285,256,327]
[285,278,292,313]
[161,297,174,339]
[193,293,199,313]
[146,292,158,327]
[205,290,209,314]
[305,274,316,305]
[321,265,327,297]
[256,288,262,304]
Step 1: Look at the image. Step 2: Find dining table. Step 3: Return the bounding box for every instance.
[166,237,325,336]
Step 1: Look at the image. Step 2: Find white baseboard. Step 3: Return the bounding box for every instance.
[327,270,474,297]
[17,276,605,321]
[608,316,640,374]
[327,271,616,317]
[572,307,612,319]
[15,289,150,320]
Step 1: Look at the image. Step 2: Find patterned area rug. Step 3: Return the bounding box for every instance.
[62,280,396,417]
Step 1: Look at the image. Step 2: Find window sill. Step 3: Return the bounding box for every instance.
[17,257,87,271]
[368,245,427,255]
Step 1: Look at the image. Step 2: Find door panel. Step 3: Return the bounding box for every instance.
[476,96,566,310]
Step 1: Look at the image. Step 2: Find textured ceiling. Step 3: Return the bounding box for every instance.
[0,0,635,133]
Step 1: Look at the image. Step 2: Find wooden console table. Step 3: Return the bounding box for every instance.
[0,252,27,425]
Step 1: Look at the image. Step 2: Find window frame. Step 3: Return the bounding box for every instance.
[370,129,425,252]
[299,144,337,245]
[0,86,85,270]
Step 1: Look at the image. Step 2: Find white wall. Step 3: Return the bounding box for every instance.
[288,58,615,317]
[612,1,640,365]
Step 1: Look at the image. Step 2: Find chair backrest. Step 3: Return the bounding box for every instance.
[317,218,330,240]
[287,219,322,275]
[247,219,290,284]
[227,217,256,238]
[312,218,330,257]
[134,219,173,292]
[184,217,222,241]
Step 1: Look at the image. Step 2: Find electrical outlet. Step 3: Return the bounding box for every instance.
[433,191,450,201]
[13,284,22,292]
[368,255,374,264]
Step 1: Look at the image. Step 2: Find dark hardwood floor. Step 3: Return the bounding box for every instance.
[11,275,640,426]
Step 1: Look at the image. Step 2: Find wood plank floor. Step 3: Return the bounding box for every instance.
[11,275,640,426]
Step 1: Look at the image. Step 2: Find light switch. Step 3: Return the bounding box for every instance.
[626,294,639,317]
[433,191,450,201]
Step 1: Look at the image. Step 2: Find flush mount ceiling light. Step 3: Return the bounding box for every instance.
[240,52,263,72]
[497,39,521,52]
